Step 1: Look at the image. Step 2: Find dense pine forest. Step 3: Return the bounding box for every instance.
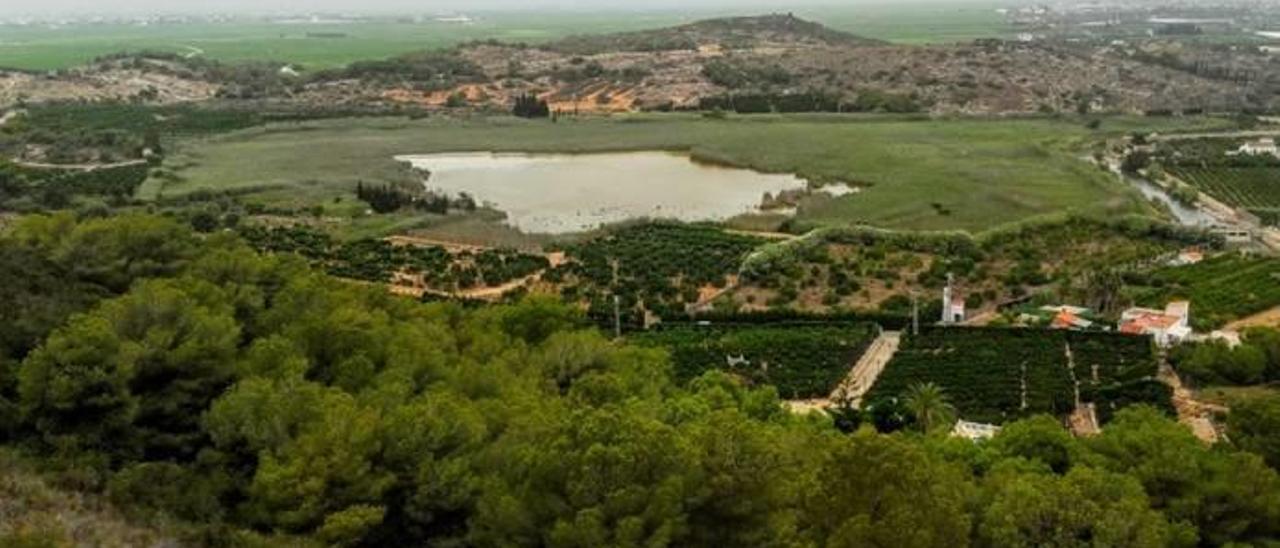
[2,212,1280,547]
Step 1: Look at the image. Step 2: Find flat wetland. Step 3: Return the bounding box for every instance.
[158,113,1235,238]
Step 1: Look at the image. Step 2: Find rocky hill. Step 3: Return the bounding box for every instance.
[544,13,885,55]
[347,15,1266,115]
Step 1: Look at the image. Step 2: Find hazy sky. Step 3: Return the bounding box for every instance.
[3,0,981,17]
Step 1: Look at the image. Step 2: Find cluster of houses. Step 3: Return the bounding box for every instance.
[929,244,1248,353]
[1028,299,1241,348]
[934,245,1245,441]
[1118,301,1193,347]
[1030,295,1243,348]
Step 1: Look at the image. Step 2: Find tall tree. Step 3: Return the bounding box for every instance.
[904,382,956,433]
[18,280,239,460]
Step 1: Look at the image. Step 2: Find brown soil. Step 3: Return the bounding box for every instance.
[1224,305,1280,331]
[1159,363,1223,444]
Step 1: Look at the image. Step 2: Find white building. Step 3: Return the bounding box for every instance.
[952,420,1001,441]
[941,274,965,324]
[1229,138,1280,157]
[1168,248,1205,267]
[1119,301,1192,347]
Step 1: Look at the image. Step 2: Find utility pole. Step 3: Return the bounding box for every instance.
[613,294,622,340]
[611,258,622,340]
[911,292,919,336]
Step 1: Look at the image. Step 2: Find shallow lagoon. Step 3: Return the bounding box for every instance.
[395,151,809,233]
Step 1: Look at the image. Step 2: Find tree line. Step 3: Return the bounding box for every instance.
[512,93,551,118]
[355,181,477,214]
[0,212,1279,547]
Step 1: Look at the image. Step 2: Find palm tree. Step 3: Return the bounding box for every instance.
[904,382,957,434]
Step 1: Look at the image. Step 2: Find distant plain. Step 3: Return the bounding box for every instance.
[0,3,1011,70]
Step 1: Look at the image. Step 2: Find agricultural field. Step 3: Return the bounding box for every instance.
[241,225,549,292]
[157,114,1207,237]
[629,322,879,399]
[1067,331,1172,423]
[0,14,687,71]
[0,102,325,164]
[1166,165,1280,225]
[866,327,1169,425]
[0,4,1009,71]
[1133,253,1280,330]
[0,161,150,211]
[547,222,766,322]
[729,215,1215,315]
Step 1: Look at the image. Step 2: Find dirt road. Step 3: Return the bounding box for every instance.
[12,159,148,171]
[1158,363,1223,444]
[1153,129,1280,142]
[786,330,901,413]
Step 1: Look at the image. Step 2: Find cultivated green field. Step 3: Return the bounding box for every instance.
[0,3,1008,71]
[0,14,685,71]
[158,114,1231,236]
[1168,165,1280,226]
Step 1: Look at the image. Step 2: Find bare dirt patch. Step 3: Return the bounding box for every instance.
[1225,306,1280,331]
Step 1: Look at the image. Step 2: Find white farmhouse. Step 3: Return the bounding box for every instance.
[1168,248,1205,267]
[1229,138,1280,157]
[1119,301,1192,347]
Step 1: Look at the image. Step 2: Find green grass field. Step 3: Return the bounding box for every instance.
[157,113,1232,236]
[0,14,687,71]
[0,3,1009,71]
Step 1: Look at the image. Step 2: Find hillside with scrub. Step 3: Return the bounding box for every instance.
[1,14,1274,116]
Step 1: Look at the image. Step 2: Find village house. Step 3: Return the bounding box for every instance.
[1228,137,1280,157]
[1168,248,1204,267]
[1026,305,1097,331]
[1049,309,1094,330]
[1119,301,1192,347]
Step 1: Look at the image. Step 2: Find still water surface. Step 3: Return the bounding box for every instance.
[395,151,808,233]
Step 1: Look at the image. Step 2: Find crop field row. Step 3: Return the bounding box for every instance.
[1065,331,1170,422]
[1168,165,1280,221]
[629,322,879,399]
[549,222,766,321]
[1135,253,1280,329]
[1067,331,1158,387]
[866,327,1167,425]
[241,225,548,291]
